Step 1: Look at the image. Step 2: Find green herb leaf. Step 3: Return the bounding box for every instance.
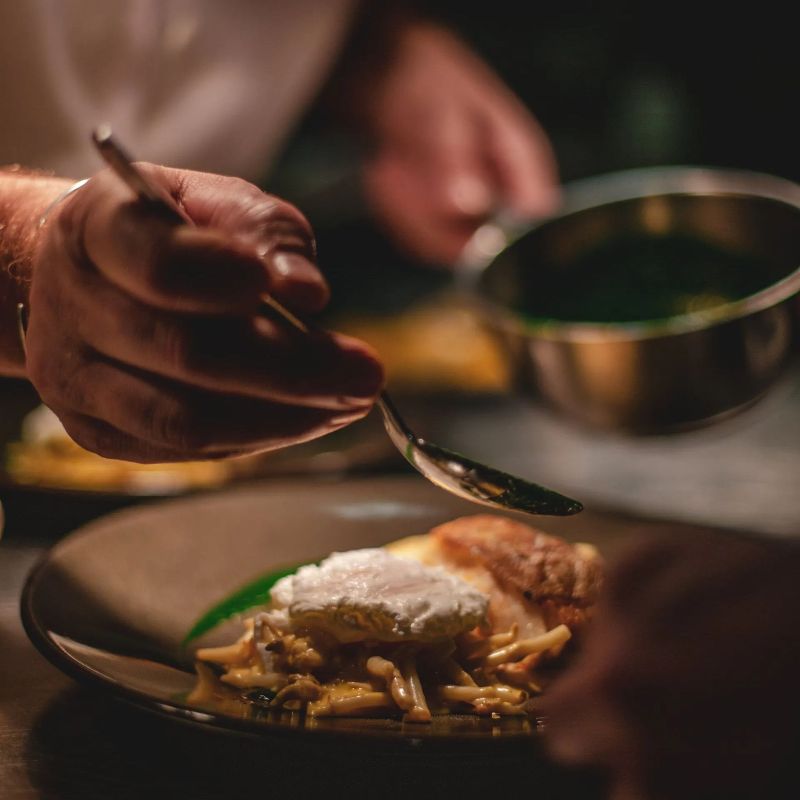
[183,561,312,645]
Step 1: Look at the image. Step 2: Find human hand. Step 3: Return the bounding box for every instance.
[540,530,800,800]
[25,165,383,462]
[360,21,559,266]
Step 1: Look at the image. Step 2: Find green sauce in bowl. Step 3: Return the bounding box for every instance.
[517,233,770,324]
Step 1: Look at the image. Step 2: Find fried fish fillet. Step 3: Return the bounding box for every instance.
[388,514,603,640]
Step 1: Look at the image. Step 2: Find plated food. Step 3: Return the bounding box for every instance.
[191,514,602,722]
[5,404,244,494]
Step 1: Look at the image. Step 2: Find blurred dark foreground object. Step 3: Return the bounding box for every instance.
[541,527,800,800]
[470,167,800,434]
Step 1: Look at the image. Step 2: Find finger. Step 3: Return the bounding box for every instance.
[484,105,561,218]
[68,275,384,409]
[364,151,484,265]
[59,171,272,315]
[48,357,368,457]
[53,409,246,464]
[418,107,495,219]
[175,171,330,314]
[63,166,329,316]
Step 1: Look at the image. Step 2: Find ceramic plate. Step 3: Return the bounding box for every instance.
[21,475,628,751]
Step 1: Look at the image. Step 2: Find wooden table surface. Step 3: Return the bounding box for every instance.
[0,480,743,800]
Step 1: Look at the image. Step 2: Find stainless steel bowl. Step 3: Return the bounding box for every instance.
[463,167,800,433]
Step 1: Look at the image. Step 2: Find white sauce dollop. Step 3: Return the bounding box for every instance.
[269,548,488,642]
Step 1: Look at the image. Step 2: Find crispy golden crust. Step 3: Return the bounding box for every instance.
[429,515,603,629]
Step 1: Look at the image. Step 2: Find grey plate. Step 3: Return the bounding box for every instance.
[20,475,640,750]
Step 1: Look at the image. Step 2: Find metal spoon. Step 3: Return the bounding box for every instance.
[91,125,582,517]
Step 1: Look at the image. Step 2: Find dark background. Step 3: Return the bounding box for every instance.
[426,2,799,182]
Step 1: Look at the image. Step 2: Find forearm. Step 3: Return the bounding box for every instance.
[0,167,72,377]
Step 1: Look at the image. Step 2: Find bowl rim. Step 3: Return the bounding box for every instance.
[464,165,800,342]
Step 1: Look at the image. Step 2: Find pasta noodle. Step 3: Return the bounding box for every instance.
[191,616,571,722]
[484,625,572,667]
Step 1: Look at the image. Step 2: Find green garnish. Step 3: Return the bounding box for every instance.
[183,560,312,645]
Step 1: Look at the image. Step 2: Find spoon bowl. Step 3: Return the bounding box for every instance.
[376,395,582,516]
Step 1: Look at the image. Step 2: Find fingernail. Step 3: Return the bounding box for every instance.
[270,251,318,281]
[268,251,329,312]
[330,409,370,427]
[448,175,493,216]
[338,395,376,409]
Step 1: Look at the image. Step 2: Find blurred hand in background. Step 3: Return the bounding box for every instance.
[540,530,800,800]
[355,18,559,266]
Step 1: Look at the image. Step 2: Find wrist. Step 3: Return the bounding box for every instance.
[0,171,76,376]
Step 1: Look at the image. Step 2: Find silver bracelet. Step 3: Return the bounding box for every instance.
[16,302,28,359]
[17,178,89,360]
[38,177,89,229]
